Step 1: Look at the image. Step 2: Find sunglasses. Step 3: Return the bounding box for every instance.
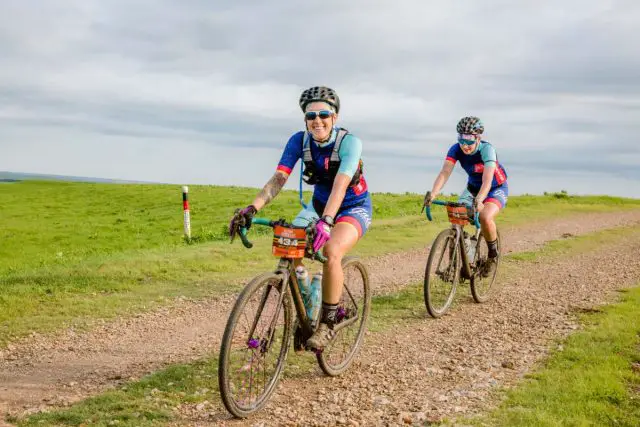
[305,110,334,121]
[457,134,478,146]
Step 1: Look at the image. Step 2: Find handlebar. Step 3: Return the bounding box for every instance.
[236,217,327,263]
[422,191,481,229]
[237,217,272,249]
[238,227,253,249]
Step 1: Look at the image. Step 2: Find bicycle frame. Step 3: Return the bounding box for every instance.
[272,258,359,343]
[449,223,478,280]
[425,200,481,280]
[238,218,358,351]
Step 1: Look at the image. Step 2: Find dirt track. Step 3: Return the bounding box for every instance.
[2,210,640,425]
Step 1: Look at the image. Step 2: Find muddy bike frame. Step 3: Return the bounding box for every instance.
[237,218,359,347]
[424,199,481,279]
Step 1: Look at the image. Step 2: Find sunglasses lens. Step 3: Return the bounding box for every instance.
[305,110,333,120]
[458,134,476,145]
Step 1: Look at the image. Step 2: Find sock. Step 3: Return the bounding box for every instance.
[487,239,498,258]
[321,302,339,327]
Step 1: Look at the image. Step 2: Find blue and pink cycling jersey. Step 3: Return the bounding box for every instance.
[446,141,509,208]
[277,128,372,236]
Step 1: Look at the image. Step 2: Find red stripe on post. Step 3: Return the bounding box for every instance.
[182,186,189,211]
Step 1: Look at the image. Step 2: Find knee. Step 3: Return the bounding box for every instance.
[323,241,344,265]
[479,210,492,225]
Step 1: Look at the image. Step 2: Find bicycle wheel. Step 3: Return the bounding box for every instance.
[470,229,502,303]
[424,229,460,318]
[317,256,371,376]
[218,272,293,418]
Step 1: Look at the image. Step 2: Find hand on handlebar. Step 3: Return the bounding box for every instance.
[473,197,484,213]
[311,218,332,253]
[228,205,257,242]
[422,191,434,213]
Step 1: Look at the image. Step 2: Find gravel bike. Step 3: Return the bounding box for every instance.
[422,192,502,318]
[219,217,371,417]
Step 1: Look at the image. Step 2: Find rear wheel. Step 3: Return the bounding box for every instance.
[317,257,371,376]
[218,272,292,418]
[424,229,460,318]
[470,229,502,303]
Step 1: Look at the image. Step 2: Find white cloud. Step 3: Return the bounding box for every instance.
[1,0,639,196]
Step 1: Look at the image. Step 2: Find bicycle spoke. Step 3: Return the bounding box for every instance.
[219,273,292,417]
[317,257,371,376]
[424,230,459,317]
[470,231,502,303]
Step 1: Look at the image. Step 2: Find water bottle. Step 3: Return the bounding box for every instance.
[467,236,477,261]
[308,273,322,328]
[463,232,475,261]
[295,266,310,307]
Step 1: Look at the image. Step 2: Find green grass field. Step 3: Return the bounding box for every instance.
[1,180,640,345]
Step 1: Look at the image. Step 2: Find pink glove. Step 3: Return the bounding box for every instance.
[312,218,332,252]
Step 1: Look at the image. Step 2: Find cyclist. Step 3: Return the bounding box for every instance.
[424,116,508,276]
[229,86,372,350]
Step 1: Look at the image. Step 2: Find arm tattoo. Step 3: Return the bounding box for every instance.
[257,173,287,205]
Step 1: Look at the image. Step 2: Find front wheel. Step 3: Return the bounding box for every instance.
[470,229,502,303]
[218,272,293,418]
[317,257,371,376]
[424,229,460,318]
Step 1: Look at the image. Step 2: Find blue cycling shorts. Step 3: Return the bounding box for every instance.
[292,195,373,237]
[459,183,509,209]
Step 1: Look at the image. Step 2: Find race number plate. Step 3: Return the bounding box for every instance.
[272,226,307,258]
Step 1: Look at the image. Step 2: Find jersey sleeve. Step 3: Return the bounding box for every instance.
[446,144,459,164]
[276,132,304,175]
[337,134,363,178]
[479,143,497,166]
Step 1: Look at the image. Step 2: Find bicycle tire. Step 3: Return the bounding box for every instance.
[218,272,293,418]
[317,256,371,376]
[470,229,502,303]
[424,229,460,318]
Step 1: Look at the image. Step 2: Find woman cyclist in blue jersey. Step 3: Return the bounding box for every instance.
[229,86,372,350]
[424,116,508,277]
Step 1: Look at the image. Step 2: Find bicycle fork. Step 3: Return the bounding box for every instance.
[246,270,289,354]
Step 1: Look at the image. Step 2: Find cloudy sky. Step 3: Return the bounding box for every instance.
[1,0,639,197]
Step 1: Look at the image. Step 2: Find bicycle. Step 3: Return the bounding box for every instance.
[218,217,371,418]
[422,191,502,318]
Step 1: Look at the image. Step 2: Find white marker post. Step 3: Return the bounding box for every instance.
[182,186,191,241]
